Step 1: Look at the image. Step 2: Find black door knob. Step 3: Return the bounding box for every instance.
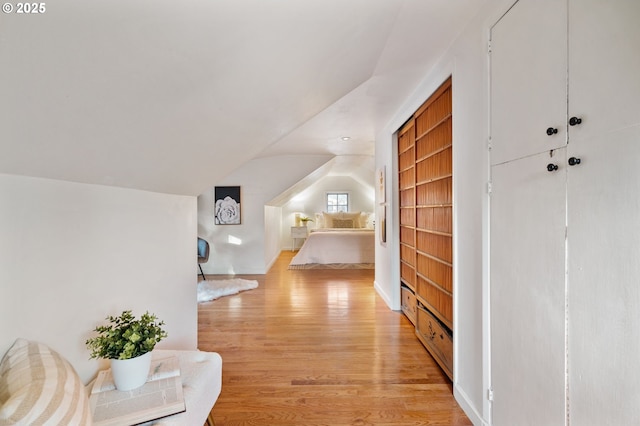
[547,163,559,172]
[569,117,582,126]
[546,127,558,136]
[568,157,581,166]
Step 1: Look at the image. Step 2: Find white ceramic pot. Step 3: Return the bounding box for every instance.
[110,351,152,391]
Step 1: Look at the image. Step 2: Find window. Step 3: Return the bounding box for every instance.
[326,192,349,212]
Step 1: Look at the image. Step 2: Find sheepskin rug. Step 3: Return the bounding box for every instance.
[197,278,259,302]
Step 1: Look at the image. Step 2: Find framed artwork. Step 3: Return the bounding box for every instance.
[377,166,386,203]
[377,166,387,243]
[378,204,386,243]
[214,186,241,225]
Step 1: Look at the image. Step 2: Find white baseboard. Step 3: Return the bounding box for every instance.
[265,252,280,273]
[454,383,488,426]
[373,279,397,310]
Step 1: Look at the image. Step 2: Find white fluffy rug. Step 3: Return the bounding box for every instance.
[197,278,259,303]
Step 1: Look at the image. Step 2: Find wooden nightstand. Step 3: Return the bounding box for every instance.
[290,226,308,251]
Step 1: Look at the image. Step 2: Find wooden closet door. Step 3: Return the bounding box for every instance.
[399,121,417,324]
[567,1,640,424]
[398,78,453,380]
[414,80,453,328]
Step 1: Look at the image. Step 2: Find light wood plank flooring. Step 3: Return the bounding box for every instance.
[198,251,471,426]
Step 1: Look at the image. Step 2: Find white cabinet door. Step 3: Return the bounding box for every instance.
[567,126,640,425]
[567,1,640,423]
[568,0,640,141]
[490,0,567,166]
[490,149,567,426]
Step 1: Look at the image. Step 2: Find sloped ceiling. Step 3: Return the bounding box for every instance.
[0,0,485,196]
[266,155,374,207]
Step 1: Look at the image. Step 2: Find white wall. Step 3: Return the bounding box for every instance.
[264,205,283,271]
[280,175,375,249]
[373,2,512,424]
[0,174,198,384]
[197,155,333,275]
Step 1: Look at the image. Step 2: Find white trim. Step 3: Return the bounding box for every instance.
[373,279,397,310]
[455,384,489,426]
[483,2,528,423]
[484,20,495,426]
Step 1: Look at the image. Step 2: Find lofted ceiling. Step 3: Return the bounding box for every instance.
[266,155,376,207]
[0,0,486,196]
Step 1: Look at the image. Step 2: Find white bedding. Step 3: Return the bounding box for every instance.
[290,228,375,265]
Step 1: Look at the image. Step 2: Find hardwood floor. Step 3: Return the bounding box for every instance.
[198,251,471,426]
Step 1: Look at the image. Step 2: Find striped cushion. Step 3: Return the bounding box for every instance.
[0,339,92,425]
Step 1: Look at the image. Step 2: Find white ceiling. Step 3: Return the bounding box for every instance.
[0,0,485,196]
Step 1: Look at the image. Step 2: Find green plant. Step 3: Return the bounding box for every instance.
[300,216,314,224]
[86,310,168,360]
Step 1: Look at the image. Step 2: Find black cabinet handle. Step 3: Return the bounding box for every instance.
[546,127,558,136]
[568,157,581,166]
[547,163,559,172]
[569,117,582,126]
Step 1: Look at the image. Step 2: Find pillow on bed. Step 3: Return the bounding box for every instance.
[0,339,93,425]
[322,212,336,228]
[339,211,362,227]
[360,212,374,229]
[322,211,362,228]
[332,219,355,228]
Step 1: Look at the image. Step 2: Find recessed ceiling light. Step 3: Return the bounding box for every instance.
[341,136,351,141]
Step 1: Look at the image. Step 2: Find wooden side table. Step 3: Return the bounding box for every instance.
[291,226,308,251]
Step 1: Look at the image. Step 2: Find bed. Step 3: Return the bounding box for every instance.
[288,211,375,269]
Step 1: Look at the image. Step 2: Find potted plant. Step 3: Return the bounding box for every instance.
[300,216,314,225]
[86,310,168,391]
